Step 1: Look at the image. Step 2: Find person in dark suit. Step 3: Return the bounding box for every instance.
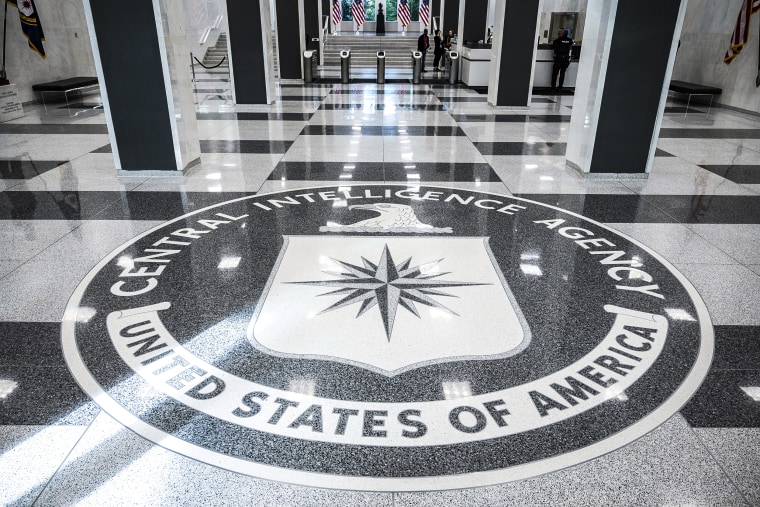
[433,29,444,71]
[551,28,573,91]
[417,29,430,72]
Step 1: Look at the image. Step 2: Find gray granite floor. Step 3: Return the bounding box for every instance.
[1,66,759,505]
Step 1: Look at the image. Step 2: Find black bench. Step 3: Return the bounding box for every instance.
[668,80,722,111]
[32,77,100,112]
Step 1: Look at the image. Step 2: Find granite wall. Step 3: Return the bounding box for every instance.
[3,0,96,104]
[673,0,760,113]
[3,0,226,105]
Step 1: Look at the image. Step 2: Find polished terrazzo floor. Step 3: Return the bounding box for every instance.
[1,65,760,505]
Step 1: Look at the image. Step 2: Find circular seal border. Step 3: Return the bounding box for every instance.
[61,185,714,491]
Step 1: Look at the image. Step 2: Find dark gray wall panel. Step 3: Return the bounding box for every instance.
[462,0,487,44]
[496,0,540,107]
[590,0,682,173]
[442,0,459,35]
[305,0,320,50]
[276,0,302,79]
[227,0,268,104]
[89,0,175,171]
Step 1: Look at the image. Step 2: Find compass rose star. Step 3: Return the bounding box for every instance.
[288,245,488,341]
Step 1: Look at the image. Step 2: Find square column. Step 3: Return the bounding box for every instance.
[275,0,307,80]
[84,0,201,174]
[226,0,276,104]
[566,0,687,176]
[487,0,541,109]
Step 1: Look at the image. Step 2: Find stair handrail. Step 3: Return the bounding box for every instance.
[321,15,329,66]
[193,54,226,69]
[200,27,211,46]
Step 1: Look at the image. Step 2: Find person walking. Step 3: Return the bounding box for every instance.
[433,30,444,71]
[417,28,430,72]
[551,27,573,91]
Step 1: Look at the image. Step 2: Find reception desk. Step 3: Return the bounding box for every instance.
[461,45,492,87]
[533,45,580,88]
[453,43,581,89]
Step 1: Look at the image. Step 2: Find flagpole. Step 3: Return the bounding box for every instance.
[1,2,9,86]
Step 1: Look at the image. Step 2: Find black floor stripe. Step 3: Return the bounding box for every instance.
[452,114,571,123]
[681,369,760,428]
[316,78,418,84]
[299,125,464,136]
[5,191,760,223]
[95,191,252,220]
[474,142,567,156]
[699,165,760,184]
[532,87,574,96]
[319,103,446,111]
[0,124,108,134]
[331,89,434,95]
[515,193,760,224]
[659,128,760,139]
[278,95,328,101]
[279,83,335,89]
[91,144,112,153]
[663,106,706,114]
[91,141,293,155]
[196,112,313,121]
[268,162,498,181]
[437,97,488,102]
[199,140,292,153]
[680,326,760,428]
[0,160,67,179]
[473,142,673,157]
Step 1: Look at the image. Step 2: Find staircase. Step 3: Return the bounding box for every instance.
[323,35,419,68]
[202,33,228,69]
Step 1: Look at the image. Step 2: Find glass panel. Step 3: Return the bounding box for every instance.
[549,12,578,40]
[342,1,376,22]
[385,0,397,21]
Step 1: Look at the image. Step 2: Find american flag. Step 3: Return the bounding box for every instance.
[724,0,760,63]
[419,0,430,28]
[351,0,366,27]
[398,0,411,27]
[331,0,341,28]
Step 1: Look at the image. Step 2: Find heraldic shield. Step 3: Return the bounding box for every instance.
[248,235,532,376]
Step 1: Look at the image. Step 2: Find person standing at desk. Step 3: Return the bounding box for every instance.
[551,28,573,92]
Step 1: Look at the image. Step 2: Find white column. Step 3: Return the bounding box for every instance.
[156,0,201,171]
[566,0,687,176]
[565,0,619,174]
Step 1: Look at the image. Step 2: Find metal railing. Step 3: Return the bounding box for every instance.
[321,15,329,66]
[190,52,227,82]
